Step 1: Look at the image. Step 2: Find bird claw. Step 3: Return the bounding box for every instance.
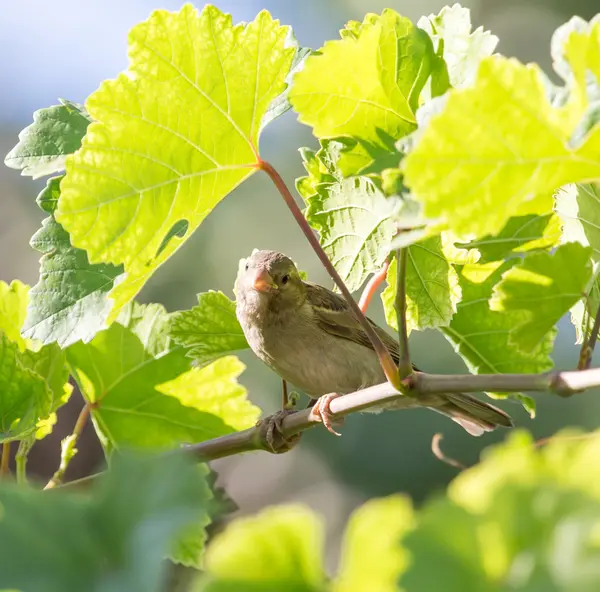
[309,393,344,436]
[256,409,301,454]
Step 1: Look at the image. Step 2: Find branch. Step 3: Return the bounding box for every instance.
[394,249,412,378]
[258,160,401,389]
[57,366,600,490]
[359,261,390,312]
[44,402,91,490]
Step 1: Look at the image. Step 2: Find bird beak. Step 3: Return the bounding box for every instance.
[252,269,276,292]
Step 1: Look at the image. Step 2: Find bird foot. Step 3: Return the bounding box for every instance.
[309,393,344,436]
[256,409,301,454]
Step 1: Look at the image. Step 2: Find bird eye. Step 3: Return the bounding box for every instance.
[281,274,289,285]
[244,262,249,271]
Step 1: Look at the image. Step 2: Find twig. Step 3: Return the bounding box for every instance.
[579,303,600,370]
[258,159,401,389]
[57,366,600,490]
[394,249,412,379]
[15,436,35,485]
[1,442,10,479]
[44,402,91,490]
[359,261,390,312]
[431,433,467,470]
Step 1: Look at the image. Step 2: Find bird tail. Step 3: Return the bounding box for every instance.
[431,393,514,436]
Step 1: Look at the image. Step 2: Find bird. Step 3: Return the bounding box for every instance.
[235,249,513,442]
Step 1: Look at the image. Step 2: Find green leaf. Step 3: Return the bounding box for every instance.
[0,281,71,441]
[23,176,125,347]
[442,262,555,414]
[556,183,600,342]
[0,452,210,592]
[382,236,461,333]
[403,19,600,239]
[290,9,435,176]
[491,242,592,352]
[0,280,30,350]
[169,291,248,366]
[4,99,91,179]
[55,5,299,321]
[298,145,399,292]
[333,496,414,592]
[418,4,498,90]
[67,302,259,452]
[199,505,326,591]
[455,213,561,264]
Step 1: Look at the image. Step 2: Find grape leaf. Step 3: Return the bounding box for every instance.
[4,99,91,179]
[66,302,259,452]
[0,281,71,442]
[418,4,498,90]
[298,144,399,292]
[556,183,600,342]
[23,176,125,347]
[0,452,210,592]
[442,262,555,414]
[491,242,592,352]
[55,5,301,321]
[290,9,435,176]
[169,291,248,365]
[333,496,414,592]
[381,236,461,333]
[403,19,600,239]
[199,505,326,591]
[455,213,561,264]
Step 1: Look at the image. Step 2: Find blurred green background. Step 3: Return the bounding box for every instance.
[2,0,600,567]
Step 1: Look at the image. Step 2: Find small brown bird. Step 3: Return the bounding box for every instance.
[235,249,513,437]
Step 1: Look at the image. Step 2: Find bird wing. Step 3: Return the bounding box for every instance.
[304,281,401,364]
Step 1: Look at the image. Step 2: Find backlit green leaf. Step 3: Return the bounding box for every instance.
[23,176,124,347]
[403,20,600,238]
[382,236,461,333]
[4,99,91,179]
[169,291,248,366]
[55,5,300,321]
[290,9,435,176]
[443,262,555,414]
[67,302,259,452]
[491,242,592,352]
[199,505,326,591]
[333,496,414,592]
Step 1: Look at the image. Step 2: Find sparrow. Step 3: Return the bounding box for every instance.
[235,249,513,438]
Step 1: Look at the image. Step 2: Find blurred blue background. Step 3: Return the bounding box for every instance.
[2,0,600,567]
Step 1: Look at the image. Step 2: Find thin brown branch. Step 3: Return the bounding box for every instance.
[431,433,467,470]
[359,261,390,313]
[44,402,91,490]
[394,249,412,379]
[1,442,10,479]
[57,366,600,491]
[579,303,600,370]
[258,159,401,389]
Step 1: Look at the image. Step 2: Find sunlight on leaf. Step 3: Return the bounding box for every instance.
[55,4,301,321]
[491,242,592,352]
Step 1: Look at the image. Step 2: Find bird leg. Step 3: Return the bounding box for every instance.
[308,393,344,436]
[256,409,301,454]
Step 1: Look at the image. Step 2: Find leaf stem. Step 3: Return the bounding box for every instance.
[258,159,400,389]
[579,303,600,370]
[1,442,10,479]
[44,402,91,490]
[15,436,35,485]
[394,249,412,379]
[359,261,390,313]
